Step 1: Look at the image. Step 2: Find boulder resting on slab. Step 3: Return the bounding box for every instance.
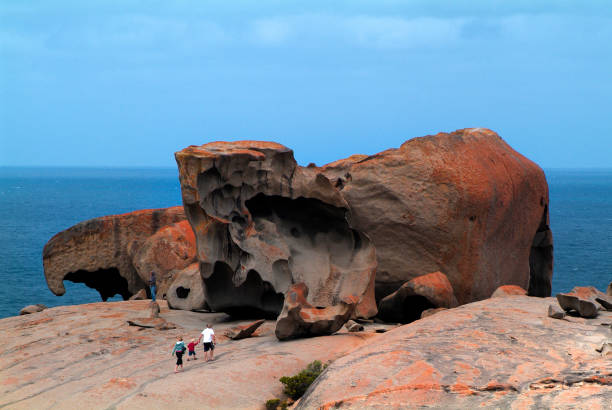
[166,263,206,311]
[19,304,47,315]
[225,319,265,340]
[491,285,527,298]
[43,207,188,300]
[377,272,457,324]
[275,283,357,340]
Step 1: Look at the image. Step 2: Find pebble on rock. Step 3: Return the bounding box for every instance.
[547,304,565,319]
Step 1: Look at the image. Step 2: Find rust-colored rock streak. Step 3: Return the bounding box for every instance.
[298,296,612,409]
[175,141,378,320]
[321,128,553,303]
[43,207,188,300]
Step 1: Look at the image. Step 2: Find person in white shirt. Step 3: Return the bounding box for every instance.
[198,323,216,362]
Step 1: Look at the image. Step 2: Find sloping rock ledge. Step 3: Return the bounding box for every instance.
[1,296,610,409]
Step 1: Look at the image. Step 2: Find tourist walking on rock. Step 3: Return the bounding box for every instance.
[172,336,186,373]
[149,271,157,302]
[199,323,216,362]
[186,338,199,361]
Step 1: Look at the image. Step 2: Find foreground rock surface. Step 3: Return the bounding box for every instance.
[299,296,612,409]
[43,207,190,300]
[0,301,374,409]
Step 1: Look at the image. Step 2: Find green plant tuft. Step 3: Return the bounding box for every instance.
[265,398,281,410]
[279,360,328,400]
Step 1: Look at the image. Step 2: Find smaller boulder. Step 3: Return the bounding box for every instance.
[421,307,447,319]
[275,283,356,340]
[556,293,598,318]
[225,319,265,340]
[377,272,457,324]
[491,285,527,298]
[547,304,565,319]
[345,320,364,332]
[127,317,176,330]
[19,304,47,315]
[166,263,206,311]
[129,289,147,300]
[596,342,612,357]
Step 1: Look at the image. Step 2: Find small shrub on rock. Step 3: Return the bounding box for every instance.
[265,398,281,410]
[279,360,327,400]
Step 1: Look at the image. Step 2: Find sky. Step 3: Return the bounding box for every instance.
[1,0,611,168]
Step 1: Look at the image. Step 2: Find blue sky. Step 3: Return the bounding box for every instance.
[1,1,611,168]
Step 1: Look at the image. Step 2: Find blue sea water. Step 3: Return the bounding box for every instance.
[0,167,610,319]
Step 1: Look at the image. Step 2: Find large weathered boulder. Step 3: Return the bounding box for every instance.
[275,283,357,340]
[130,220,197,300]
[377,272,457,323]
[298,296,612,409]
[175,141,378,320]
[43,207,187,300]
[320,128,553,303]
[166,263,206,311]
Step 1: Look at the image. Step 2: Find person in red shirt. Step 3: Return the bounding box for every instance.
[186,338,199,361]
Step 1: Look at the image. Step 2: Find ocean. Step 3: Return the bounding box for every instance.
[0,167,610,319]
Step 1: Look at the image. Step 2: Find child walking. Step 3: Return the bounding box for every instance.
[186,338,199,361]
[171,336,187,373]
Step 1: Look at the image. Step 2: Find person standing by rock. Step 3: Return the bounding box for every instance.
[149,271,157,302]
[199,323,216,362]
[171,336,186,373]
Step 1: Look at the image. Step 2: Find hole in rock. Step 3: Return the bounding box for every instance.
[205,262,284,319]
[176,287,190,299]
[64,268,131,301]
[402,295,435,324]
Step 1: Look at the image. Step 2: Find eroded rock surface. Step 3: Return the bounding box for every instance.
[557,286,612,318]
[320,128,553,303]
[275,283,357,340]
[175,141,377,320]
[43,207,190,301]
[377,271,457,324]
[166,263,206,311]
[298,296,612,409]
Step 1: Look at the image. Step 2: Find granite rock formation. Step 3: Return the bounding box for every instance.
[175,141,378,320]
[298,296,612,409]
[320,128,553,304]
[166,263,206,311]
[377,271,458,323]
[275,283,358,340]
[43,207,193,301]
[557,286,612,318]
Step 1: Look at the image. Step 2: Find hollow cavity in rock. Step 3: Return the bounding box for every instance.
[64,268,132,301]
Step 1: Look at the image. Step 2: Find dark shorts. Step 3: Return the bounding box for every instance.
[175,350,183,365]
[188,350,196,356]
[203,342,214,352]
